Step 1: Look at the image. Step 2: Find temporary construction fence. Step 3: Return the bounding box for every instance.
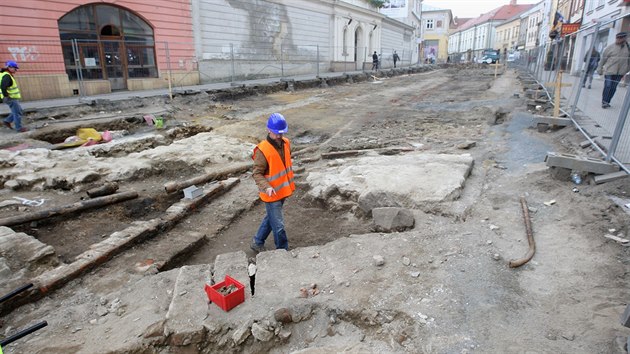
[171,44,416,84]
[0,38,417,102]
[513,14,630,173]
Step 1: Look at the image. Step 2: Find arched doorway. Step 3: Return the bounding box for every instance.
[354,26,364,65]
[58,4,157,91]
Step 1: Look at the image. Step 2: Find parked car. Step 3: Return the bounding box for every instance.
[478,56,494,64]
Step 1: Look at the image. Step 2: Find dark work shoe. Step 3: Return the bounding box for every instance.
[17,127,28,133]
[250,241,266,253]
[602,103,611,109]
[3,121,11,129]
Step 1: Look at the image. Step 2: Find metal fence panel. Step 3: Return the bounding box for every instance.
[515,16,630,171]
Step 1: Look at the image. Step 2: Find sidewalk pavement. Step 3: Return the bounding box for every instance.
[0,68,405,115]
[559,73,630,164]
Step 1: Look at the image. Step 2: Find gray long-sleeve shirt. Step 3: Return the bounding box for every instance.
[597,42,630,76]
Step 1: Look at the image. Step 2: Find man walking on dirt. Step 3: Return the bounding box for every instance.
[597,32,630,108]
[1,60,27,132]
[250,113,295,253]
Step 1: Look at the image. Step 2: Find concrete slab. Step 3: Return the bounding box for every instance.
[165,264,213,346]
[531,115,572,127]
[545,152,620,174]
[594,171,628,184]
[305,152,474,213]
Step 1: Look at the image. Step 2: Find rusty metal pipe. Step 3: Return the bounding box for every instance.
[509,196,536,268]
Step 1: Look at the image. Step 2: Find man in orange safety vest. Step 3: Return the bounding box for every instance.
[250,113,295,252]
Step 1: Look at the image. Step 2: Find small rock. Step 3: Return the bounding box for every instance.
[232,323,251,345]
[299,288,309,298]
[89,319,98,325]
[274,308,293,324]
[561,333,575,341]
[96,305,109,317]
[487,240,493,245]
[457,141,476,150]
[251,322,274,342]
[373,255,385,266]
[543,199,556,206]
[489,224,500,230]
[278,329,292,340]
[528,206,538,213]
[546,333,557,341]
[402,257,411,266]
[143,319,166,339]
[493,253,501,261]
[71,327,83,333]
[410,271,421,278]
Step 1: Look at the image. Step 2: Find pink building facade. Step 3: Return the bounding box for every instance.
[1,0,197,100]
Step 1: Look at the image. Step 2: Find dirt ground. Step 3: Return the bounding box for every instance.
[1,66,630,353]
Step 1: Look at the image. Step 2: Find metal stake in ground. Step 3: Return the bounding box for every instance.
[509,196,536,268]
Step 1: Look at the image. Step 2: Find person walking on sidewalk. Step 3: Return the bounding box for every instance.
[582,47,600,89]
[597,32,630,108]
[393,51,400,68]
[1,61,27,132]
[372,51,379,70]
[250,113,295,253]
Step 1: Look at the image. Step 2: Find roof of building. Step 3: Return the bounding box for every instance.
[422,3,448,12]
[452,17,474,30]
[458,3,534,31]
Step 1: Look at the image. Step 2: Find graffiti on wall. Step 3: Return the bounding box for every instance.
[7,46,40,61]
[226,0,296,58]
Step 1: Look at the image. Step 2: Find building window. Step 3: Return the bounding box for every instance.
[426,19,434,29]
[437,20,443,28]
[58,4,157,82]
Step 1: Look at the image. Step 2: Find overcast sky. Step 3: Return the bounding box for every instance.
[424,0,541,19]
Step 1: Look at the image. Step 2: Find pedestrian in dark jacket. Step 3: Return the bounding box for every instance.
[372,51,379,70]
[581,47,600,89]
[393,51,400,68]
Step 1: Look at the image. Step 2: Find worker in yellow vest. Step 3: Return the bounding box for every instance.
[1,61,27,132]
[251,113,295,252]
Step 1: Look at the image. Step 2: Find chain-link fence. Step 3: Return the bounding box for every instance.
[0,39,419,102]
[513,15,630,171]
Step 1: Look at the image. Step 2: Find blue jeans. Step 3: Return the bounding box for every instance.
[3,99,23,131]
[253,200,288,250]
[602,75,623,104]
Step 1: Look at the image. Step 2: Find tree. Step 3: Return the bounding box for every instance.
[366,0,385,8]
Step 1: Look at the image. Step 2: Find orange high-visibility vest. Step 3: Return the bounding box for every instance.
[253,138,295,202]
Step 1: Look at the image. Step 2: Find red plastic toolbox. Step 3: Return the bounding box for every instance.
[204,275,245,311]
